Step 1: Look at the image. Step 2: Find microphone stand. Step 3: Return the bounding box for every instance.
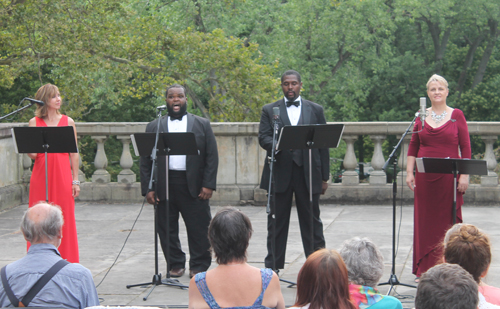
[126,109,186,301]
[266,110,296,287]
[379,113,418,294]
[0,99,36,121]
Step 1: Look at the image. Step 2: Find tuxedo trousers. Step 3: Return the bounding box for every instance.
[265,162,326,269]
[156,171,212,272]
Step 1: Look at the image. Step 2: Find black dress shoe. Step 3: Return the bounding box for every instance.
[189,269,203,278]
[170,268,185,278]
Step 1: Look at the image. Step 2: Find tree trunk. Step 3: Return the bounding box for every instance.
[184,85,211,119]
[472,19,499,89]
[456,35,484,96]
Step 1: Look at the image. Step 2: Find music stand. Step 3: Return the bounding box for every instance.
[416,157,488,224]
[128,132,197,300]
[276,124,344,279]
[11,127,78,202]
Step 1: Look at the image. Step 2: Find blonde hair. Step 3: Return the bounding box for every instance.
[34,84,61,118]
[426,74,449,90]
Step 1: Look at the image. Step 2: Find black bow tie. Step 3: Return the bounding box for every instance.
[286,100,300,107]
[169,113,186,121]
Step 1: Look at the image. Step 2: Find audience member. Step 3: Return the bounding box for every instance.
[444,223,500,307]
[0,202,99,309]
[289,248,356,309]
[339,237,402,309]
[415,263,478,309]
[189,207,284,309]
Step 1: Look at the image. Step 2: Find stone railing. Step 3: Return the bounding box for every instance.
[1,122,499,210]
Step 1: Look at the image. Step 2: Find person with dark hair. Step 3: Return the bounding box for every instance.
[289,248,356,309]
[443,223,500,307]
[406,74,471,281]
[140,83,218,278]
[339,237,402,309]
[259,70,329,271]
[189,207,285,309]
[27,83,80,263]
[0,203,99,309]
[415,263,478,309]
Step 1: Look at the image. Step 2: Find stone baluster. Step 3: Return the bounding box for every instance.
[91,136,110,183]
[342,135,359,185]
[22,154,32,183]
[369,135,386,185]
[397,135,411,184]
[76,136,85,183]
[117,135,136,184]
[480,135,498,186]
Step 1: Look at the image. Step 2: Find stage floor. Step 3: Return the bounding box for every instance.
[1,202,499,308]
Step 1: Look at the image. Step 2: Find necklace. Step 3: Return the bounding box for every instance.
[431,110,447,124]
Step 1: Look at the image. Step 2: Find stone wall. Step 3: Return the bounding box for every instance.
[1,121,499,211]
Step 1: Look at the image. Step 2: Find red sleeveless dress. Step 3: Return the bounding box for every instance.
[28,115,79,263]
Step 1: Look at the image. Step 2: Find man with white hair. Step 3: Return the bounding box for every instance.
[0,202,99,308]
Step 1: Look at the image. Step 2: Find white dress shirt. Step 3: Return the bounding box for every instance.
[285,96,302,126]
[167,115,187,170]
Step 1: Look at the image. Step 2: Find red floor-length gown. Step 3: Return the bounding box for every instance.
[407,108,471,277]
[28,115,79,263]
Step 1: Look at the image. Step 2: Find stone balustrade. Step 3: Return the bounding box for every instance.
[1,121,499,210]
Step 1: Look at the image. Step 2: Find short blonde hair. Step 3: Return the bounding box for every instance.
[34,84,61,118]
[426,74,448,90]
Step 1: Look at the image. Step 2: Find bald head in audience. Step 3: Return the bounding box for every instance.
[21,202,64,246]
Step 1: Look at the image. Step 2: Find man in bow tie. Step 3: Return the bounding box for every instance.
[259,70,329,271]
[140,84,219,279]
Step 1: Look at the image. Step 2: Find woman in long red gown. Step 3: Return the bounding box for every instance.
[406,74,471,280]
[28,84,80,263]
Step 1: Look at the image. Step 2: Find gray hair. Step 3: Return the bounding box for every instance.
[338,237,384,287]
[415,263,478,309]
[426,74,448,89]
[21,202,64,243]
[443,223,464,247]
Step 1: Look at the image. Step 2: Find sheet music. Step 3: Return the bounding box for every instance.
[416,158,425,173]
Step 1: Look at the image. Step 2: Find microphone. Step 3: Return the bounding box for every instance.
[273,107,280,119]
[419,97,426,128]
[24,98,44,105]
[157,105,167,110]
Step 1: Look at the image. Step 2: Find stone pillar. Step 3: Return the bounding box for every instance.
[480,135,498,186]
[369,135,386,185]
[77,136,85,183]
[342,135,359,185]
[22,154,32,183]
[117,135,136,184]
[91,136,110,183]
[397,135,411,185]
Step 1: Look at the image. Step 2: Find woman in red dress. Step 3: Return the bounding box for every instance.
[406,74,471,281]
[27,84,80,263]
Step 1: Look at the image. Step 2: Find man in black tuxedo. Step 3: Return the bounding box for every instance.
[140,84,218,278]
[259,70,329,270]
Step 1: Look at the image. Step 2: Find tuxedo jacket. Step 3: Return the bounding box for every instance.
[140,113,218,200]
[259,99,329,194]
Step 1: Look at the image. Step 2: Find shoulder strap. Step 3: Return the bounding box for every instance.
[252,268,273,306]
[21,259,70,307]
[1,265,20,307]
[194,272,220,309]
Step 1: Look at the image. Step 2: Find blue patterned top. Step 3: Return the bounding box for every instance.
[194,268,275,309]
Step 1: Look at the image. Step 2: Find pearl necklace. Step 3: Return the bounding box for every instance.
[431,110,447,125]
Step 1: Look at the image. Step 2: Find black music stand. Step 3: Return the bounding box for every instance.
[11,127,78,202]
[416,157,488,224]
[275,124,344,282]
[128,132,198,299]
